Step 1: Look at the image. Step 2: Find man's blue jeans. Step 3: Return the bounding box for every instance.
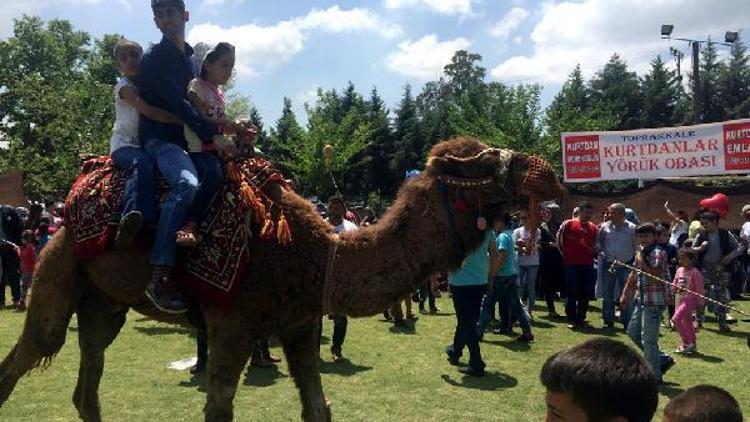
[600,263,631,325]
[111,146,157,223]
[627,302,670,381]
[187,152,224,223]
[564,265,596,324]
[518,264,539,315]
[477,275,531,336]
[143,139,199,267]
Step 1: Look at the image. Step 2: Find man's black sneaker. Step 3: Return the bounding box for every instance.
[145,278,188,314]
[114,211,143,250]
[660,355,675,376]
[458,366,485,377]
[190,361,206,375]
[445,346,459,366]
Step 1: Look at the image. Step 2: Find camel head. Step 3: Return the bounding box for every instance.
[396,136,562,268]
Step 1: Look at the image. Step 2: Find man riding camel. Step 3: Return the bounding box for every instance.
[138,0,235,313]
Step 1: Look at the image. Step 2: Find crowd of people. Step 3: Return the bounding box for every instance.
[441,198,749,385]
[0,203,63,311]
[1,0,746,419]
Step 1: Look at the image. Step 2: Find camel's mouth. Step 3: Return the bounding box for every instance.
[436,174,495,189]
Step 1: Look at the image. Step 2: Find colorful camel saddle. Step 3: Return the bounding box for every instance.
[64,155,292,308]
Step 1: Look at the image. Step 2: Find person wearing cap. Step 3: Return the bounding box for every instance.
[137,0,233,313]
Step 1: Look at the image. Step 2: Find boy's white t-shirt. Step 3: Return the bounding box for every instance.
[512,226,540,266]
[333,219,357,234]
[109,77,140,154]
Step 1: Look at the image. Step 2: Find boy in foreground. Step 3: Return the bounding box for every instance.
[541,337,657,422]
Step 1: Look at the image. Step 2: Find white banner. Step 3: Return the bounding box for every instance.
[561,119,750,183]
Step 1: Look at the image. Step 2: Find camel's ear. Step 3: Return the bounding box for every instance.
[425,156,449,175]
[495,150,527,196]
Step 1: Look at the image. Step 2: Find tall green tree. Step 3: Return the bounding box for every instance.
[718,35,750,119]
[0,16,117,200]
[695,38,724,123]
[392,84,424,180]
[354,87,394,196]
[443,50,486,97]
[590,54,642,130]
[542,65,616,174]
[640,55,682,127]
[266,97,303,174]
[292,87,369,197]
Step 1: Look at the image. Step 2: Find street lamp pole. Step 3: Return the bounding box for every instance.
[691,40,700,124]
[660,25,738,124]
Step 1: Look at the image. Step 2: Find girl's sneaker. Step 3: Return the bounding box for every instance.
[675,344,696,355]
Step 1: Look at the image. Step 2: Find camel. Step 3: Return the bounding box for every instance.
[0,136,561,422]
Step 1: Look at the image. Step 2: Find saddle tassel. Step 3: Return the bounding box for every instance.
[260,212,275,240]
[277,213,292,245]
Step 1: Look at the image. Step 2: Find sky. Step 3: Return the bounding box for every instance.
[1,0,749,126]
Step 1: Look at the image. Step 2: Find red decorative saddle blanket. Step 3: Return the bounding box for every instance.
[64,156,291,308]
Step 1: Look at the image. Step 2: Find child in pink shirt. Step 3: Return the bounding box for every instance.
[18,230,37,310]
[670,249,705,355]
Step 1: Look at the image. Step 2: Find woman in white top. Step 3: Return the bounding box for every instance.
[512,210,541,319]
[109,39,179,247]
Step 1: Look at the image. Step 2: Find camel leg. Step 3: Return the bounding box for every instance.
[72,287,128,422]
[0,228,84,407]
[280,321,331,422]
[203,312,252,422]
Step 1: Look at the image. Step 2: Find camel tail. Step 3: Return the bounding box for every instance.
[0,227,84,407]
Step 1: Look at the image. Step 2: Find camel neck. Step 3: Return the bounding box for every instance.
[323,192,461,317]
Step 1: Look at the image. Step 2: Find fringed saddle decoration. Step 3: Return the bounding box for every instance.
[64,155,292,309]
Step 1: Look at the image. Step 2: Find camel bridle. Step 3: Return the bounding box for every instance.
[321,235,338,315]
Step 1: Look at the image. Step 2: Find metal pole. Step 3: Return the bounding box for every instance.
[692,41,700,124]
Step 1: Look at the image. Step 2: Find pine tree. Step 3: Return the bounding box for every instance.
[246,106,269,154]
[267,97,303,173]
[363,87,395,196]
[590,54,642,130]
[392,84,424,182]
[718,35,750,119]
[695,38,724,122]
[542,66,617,174]
[641,55,682,128]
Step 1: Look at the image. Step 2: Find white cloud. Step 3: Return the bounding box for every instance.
[295,6,402,38]
[490,0,750,84]
[489,7,529,40]
[188,6,402,78]
[386,34,471,80]
[0,0,128,37]
[384,0,473,16]
[0,2,43,37]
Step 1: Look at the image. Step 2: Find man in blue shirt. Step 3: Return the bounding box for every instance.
[138,0,234,313]
[476,212,534,342]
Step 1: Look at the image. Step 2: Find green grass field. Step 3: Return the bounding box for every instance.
[0,295,748,421]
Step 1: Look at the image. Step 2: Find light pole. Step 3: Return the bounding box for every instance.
[660,25,738,124]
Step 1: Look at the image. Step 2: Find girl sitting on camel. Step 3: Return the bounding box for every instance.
[178,42,257,245]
